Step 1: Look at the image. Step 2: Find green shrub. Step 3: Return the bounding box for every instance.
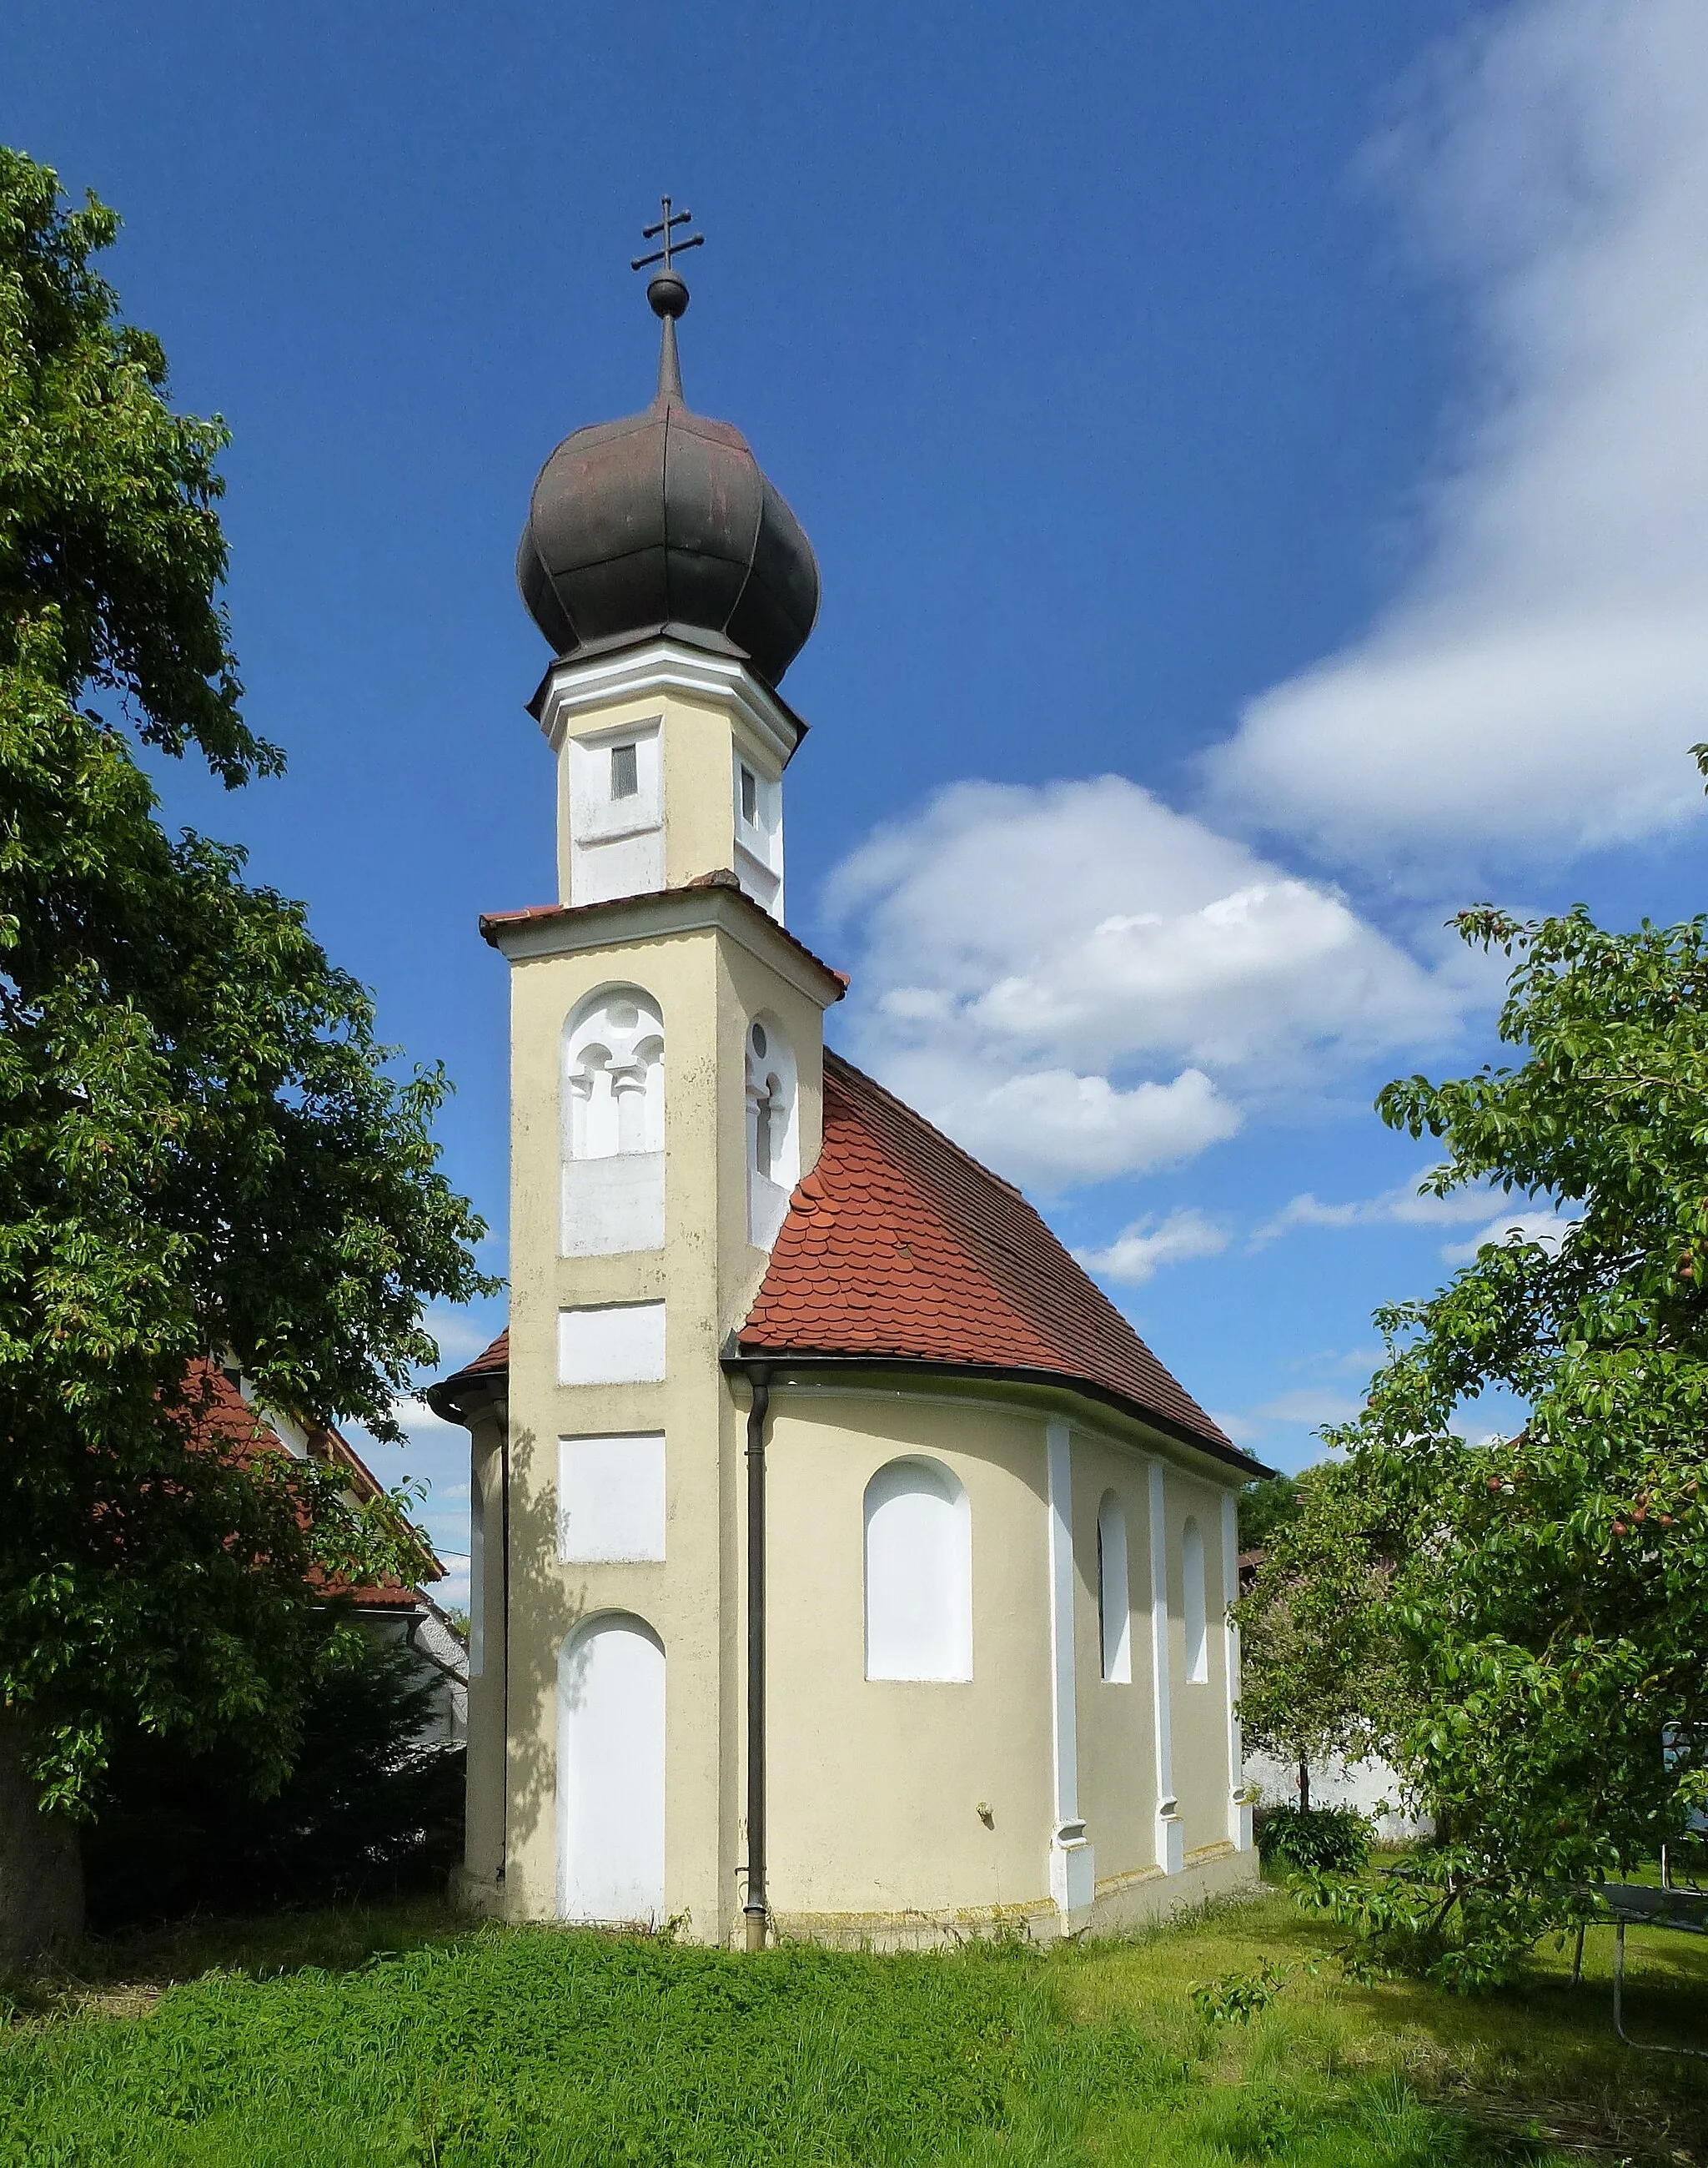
[82,1617,464,1927]
[1256,1804,1373,1875]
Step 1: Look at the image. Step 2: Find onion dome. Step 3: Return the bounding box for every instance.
[516,249,820,691]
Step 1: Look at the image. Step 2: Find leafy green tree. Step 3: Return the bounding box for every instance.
[0,148,490,1961]
[1237,1473,1302,1557]
[82,1613,466,1928]
[1307,888,1708,1986]
[1233,1466,1399,1813]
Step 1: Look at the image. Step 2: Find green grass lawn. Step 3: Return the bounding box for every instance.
[3,1883,1705,2166]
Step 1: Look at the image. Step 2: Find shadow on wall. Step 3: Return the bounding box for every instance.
[499,1424,575,1912]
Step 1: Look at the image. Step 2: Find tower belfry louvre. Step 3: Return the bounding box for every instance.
[430,210,1268,1946]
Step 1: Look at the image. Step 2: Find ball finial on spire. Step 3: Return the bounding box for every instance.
[516,195,819,687]
[632,197,701,315]
[631,196,702,401]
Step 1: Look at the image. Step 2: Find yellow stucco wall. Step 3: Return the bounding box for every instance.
[455,646,1259,1944]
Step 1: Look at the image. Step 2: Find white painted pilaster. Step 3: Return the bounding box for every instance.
[1148,1460,1183,1874]
[1222,1490,1252,1851]
[1046,1421,1094,1925]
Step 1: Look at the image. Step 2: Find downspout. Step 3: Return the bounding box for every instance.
[497,1423,512,1887]
[743,1362,772,1952]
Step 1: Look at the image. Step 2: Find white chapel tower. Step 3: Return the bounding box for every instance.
[433,209,1266,1948]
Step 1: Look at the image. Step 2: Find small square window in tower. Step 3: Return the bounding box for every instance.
[566,720,662,904]
[740,764,757,824]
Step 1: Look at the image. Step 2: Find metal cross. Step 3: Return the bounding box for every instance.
[631,197,705,276]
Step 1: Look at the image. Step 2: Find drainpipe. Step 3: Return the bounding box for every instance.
[497,1423,511,1887]
[743,1363,772,1953]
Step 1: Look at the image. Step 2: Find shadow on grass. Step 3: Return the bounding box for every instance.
[1060,1878,1708,2165]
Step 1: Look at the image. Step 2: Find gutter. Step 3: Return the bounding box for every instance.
[718,1348,1274,1483]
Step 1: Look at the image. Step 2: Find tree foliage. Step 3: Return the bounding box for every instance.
[82,1616,466,1927]
[1233,1465,1400,1806]
[1296,893,1708,1985]
[0,146,491,1819]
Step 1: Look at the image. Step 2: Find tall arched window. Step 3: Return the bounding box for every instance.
[1097,1490,1132,1683]
[863,1457,972,1682]
[746,1014,798,1250]
[1182,1516,1209,1684]
[561,986,665,1255]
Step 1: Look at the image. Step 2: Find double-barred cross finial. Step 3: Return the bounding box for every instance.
[631,197,704,279]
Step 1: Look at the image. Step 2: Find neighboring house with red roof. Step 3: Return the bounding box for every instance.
[428,264,1268,1949]
[203,1362,467,1747]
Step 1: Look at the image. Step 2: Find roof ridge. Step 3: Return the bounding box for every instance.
[821,1049,1025,1200]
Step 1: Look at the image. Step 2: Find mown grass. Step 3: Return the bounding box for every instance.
[1,1883,1705,2165]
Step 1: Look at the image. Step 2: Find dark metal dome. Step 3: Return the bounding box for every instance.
[516,306,820,691]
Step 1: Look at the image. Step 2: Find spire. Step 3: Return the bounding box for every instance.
[631,195,703,408]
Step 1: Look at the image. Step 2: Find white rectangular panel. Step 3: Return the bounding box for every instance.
[559,1432,666,1562]
[562,1153,665,1257]
[558,1301,666,1385]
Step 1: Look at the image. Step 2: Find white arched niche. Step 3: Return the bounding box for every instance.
[745,1014,799,1250]
[1097,1490,1132,1683]
[1183,1516,1209,1684]
[863,1456,972,1682]
[556,1613,666,1924]
[561,985,665,1256]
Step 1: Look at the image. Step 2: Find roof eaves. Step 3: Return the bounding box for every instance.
[479,875,847,998]
[721,1345,1274,1481]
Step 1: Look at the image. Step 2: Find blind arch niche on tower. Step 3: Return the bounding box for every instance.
[863,1456,972,1682]
[561,984,665,1257]
[746,1012,799,1251]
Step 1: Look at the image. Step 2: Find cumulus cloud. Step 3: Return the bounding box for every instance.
[826,777,1464,1189]
[391,1394,468,1446]
[421,1306,500,1368]
[1253,1387,1365,1428]
[1207,0,1708,873]
[1074,1206,1229,1286]
[1250,1168,1508,1248]
[1440,1207,1577,1264]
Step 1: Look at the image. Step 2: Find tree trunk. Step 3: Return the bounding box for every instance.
[0,1710,83,1971]
[1297,1757,1310,1813]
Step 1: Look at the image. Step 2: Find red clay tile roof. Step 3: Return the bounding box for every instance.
[431,1329,509,1409]
[740,1054,1254,1468]
[185,1361,440,1605]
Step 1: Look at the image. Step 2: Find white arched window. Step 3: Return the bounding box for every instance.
[561,986,665,1255]
[1183,1516,1209,1684]
[746,1014,798,1250]
[863,1457,972,1682]
[1097,1490,1132,1683]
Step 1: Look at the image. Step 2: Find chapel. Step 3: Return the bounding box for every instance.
[430,214,1268,1946]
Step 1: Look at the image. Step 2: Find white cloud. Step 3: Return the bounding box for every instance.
[421,1306,499,1368]
[1074,1206,1229,1285]
[826,777,1464,1190]
[433,1567,471,1612]
[1254,1387,1364,1428]
[1250,1168,1509,1247]
[1441,1207,1577,1264]
[391,1394,467,1446]
[1208,0,1708,873]
[1208,1410,1267,1448]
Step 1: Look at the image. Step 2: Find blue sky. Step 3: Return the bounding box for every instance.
[9,0,1708,1605]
